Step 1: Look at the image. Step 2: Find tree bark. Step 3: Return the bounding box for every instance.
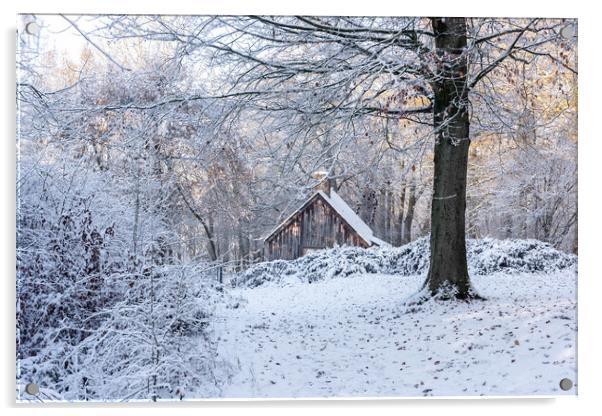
[377,187,387,239]
[386,187,394,242]
[425,17,474,299]
[394,163,406,247]
[402,173,416,244]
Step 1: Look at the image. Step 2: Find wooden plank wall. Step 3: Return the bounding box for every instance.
[265,195,369,260]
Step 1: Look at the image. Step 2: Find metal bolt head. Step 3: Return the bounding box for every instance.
[25,383,39,395]
[25,22,40,36]
[559,378,573,391]
[560,24,576,40]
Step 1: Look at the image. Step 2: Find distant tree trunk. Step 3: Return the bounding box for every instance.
[238,221,250,269]
[175,183,218,262]
[385,187,394,242]
[402,174,416,244]
[377,187,387,239]
[504,213,513,238]
[206,214,218,262]
[394,163,407,247]
[425,17,474,299]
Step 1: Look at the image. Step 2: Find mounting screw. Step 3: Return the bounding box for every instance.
[25,383,39,395]
[25,21,40,36]
[560,24,576,40]
[559,378,573,391]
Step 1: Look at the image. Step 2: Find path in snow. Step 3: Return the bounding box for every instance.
[214,272,577,398]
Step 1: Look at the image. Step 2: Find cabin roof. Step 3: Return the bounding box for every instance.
[263,190,388,247]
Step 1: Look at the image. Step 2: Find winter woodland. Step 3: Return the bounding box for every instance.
[16,16,577,401]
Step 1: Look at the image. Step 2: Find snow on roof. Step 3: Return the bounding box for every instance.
[317,190,377,246]
[264,189,388,247]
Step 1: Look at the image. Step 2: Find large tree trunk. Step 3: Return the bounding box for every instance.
[425,17,474,299]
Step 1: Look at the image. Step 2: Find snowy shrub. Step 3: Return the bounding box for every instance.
[16,169,229,401]
[467,238,577,275]
[232,237,577,287]
[71,261,225,401]
[19,261,227,401]
[17,192,127,398]
[233,246,389,287]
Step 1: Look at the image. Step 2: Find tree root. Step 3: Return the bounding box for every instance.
[403,285,486,310]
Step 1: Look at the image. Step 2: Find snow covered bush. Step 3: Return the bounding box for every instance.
[467,238,577,275]
[234,247,390,288]
[232,237,577,288]
[16,146,229,401]
[18,259,227,401]
[17,187,127,399]
[71,261,226,401]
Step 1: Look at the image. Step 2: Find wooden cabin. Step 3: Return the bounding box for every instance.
[263,174,387,260]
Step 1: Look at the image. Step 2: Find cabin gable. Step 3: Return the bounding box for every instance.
[264,193,370,261]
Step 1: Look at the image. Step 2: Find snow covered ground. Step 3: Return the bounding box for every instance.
[214,271,577,398]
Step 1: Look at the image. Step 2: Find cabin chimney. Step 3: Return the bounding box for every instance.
[312,171,331,196]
